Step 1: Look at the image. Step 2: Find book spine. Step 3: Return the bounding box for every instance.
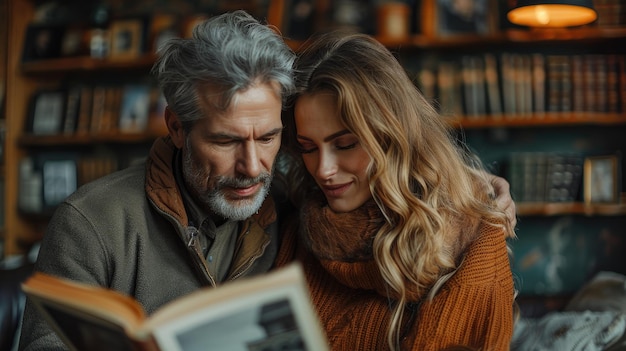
[484,53,502,118]
[531,53,546,117]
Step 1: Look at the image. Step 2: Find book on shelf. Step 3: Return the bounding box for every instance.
[76,86,93,135]
[90,86,107,133]
[571,55,585,113]
[416,58,437,107]
[22,263,329,351]
[483,53,502,117]
[531,53,546,116]
[461,55,487,118]
[436,61,463,118]
[594,0,626,27]
[63,87,81,134]
[501,53,517,116]
[621,55,626,113]
[546,55,570,113]
[509,152,583,203]
[606,54,620,114]
[119,84,152,133]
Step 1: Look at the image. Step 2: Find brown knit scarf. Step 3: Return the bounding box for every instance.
[299,194,478,303]
[300,196,414,299]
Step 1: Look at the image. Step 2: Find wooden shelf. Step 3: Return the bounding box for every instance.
[22,28,626,70]
[517,202,626,217]
[21,54,157,74]
[504,27,626,43]
[381,27,626,50]
[450,113,626,129]
[18,131,165,147]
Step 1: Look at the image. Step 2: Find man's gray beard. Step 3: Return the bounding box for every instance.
[183,142,273,221]
[203,175,272,221]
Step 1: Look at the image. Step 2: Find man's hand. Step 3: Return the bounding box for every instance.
[490,175,517,229]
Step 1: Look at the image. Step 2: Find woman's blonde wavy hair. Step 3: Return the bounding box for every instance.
[282,31,515,351]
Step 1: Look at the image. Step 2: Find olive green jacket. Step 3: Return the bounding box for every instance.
[19,136,283,351]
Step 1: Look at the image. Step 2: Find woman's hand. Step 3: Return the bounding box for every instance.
[490,175,517,229]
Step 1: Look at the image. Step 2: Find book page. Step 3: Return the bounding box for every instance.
[144,263,329,351]
[22,272,147,333]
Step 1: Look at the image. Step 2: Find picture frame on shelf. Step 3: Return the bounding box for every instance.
[281,0,317,41]
[60,26,89,57]
[109,19,145,60]
[181,15,209,38]
[18,157,43,214]
[118,84,151,133]
[147,88,168,134]
[327,0,375,34]
[21,24,65,62]
[584,155,620,204]
[218,0,263,17]
[424,0,497,37]
[149,14,180,52]
[27,90,66,135]
[42,158,77,209]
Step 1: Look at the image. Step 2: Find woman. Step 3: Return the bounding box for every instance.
[275,31,517,351]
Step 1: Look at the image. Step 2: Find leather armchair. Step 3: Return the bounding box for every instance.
[0,256,35,351]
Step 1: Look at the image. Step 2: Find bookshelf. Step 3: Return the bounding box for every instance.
[2,0,169,256]
[3,1,626,309]
[0,0,7,242]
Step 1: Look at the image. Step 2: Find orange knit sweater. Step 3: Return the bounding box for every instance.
[275,202,516,351]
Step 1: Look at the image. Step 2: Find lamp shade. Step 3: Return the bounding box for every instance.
[507,0,597,28]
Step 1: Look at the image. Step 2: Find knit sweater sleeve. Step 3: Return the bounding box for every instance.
[410,224,516,351]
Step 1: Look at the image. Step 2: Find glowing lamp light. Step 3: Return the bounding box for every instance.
[507,0,597,28]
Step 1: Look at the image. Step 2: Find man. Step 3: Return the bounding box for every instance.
[19,11,296,350]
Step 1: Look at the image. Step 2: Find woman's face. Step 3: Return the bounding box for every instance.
[294,93,372,212]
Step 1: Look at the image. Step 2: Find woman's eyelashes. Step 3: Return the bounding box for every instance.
[298,143,317,154]
[296,139,359,154]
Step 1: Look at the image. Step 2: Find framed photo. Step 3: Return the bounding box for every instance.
[42,158,77,208]
[149,14,180,52]
[119,84,151,133]
[147,88,167,134]
[218,0,263,17]
[109,19,144,60]
[328,0,375,34]
[60,26,89,57]
[181,15,209,38]
[282,0,317,41]
[584,155,620,204]
[22,24,65,62]
[423,0,497,37]
[28,90,66,135]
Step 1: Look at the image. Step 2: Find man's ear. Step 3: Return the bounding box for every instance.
[165,107,185,148]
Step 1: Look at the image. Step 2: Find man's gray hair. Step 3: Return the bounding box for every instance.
[152,10,296,128]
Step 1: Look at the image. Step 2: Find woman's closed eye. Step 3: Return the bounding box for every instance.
[335,141,357,150]
[297,141,317,154]
[297,140,359,154]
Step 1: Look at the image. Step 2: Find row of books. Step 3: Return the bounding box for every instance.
[594,0,626,27]
[26,83,166,137]
[508,152,584,203]
[415,52,626,119]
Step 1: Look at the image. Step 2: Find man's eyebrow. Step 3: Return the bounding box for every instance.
[297,129,351,143]
[263,127,285,137]
[207,127,284,140]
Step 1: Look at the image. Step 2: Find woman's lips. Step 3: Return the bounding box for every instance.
[321,182,351,198]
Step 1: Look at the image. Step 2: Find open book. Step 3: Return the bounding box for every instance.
[22,263,329,351]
